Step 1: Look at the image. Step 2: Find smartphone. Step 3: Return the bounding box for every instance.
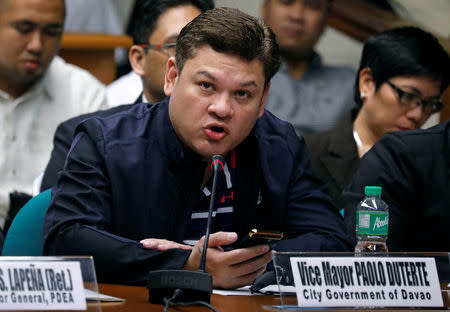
[237,229,283,248]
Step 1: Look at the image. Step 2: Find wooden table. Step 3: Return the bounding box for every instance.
[91,284,284,311]
[87,283,450,312]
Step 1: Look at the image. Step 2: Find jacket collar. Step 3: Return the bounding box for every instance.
[327,108,359,158]
[320,108,360,190]
[154,97,206,170]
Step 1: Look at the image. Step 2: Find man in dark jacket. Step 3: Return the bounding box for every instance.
[43,7,351,289]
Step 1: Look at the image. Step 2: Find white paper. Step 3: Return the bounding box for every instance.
[213,284,295,296]
[213,286,253,296]
[84,289,124,302]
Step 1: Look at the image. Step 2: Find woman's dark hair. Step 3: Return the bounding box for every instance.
[354,26,450,108]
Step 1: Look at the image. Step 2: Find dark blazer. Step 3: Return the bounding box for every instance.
[304,109,359,206]
[43,98,352,284]
[40,94,145,191]
[342,121,450,251]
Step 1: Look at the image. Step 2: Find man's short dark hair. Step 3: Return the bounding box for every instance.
[354,26,450,108]
[176,7,281,87]
[131,0,214,44]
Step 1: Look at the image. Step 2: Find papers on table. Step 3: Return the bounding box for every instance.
[84,289,125,302]
[213,285,296,296]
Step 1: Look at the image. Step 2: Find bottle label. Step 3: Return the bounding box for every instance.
[356,211,388,235]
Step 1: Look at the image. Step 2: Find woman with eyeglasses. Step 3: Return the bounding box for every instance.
[304,26,450,206]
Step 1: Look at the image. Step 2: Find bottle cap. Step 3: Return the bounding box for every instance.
[364,186,382,196]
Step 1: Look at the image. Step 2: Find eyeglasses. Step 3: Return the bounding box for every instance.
[386,80,442,115]
[138,43,176,57]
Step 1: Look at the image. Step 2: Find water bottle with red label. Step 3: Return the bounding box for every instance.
[355,186,389,252]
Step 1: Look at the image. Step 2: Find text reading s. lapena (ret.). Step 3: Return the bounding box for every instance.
[0,261,86,310]
[289,257,443,308]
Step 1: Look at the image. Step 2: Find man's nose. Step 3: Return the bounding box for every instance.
[27,30,43,53]
[209,94,233,119]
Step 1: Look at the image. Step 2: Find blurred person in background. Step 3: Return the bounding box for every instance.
[0,0,106,231]
[261,0,355,135]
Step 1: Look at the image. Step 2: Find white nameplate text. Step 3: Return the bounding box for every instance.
[0,261,86,310]
[290,257,443,308]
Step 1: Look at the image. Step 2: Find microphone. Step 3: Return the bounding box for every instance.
[147,155,225,304]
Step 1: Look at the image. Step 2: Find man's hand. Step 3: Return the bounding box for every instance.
[184,231,273,289]
[140,238,193,251]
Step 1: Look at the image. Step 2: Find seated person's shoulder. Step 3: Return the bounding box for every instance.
[75,101,162,144]
[317,63,356,82]
[57,103,137,135]
[379,120,450,154]
[47,56,104,88]
[326,64,355,74]
[255,111,312,163]
[303,128,333,153]
[257,109,302,141]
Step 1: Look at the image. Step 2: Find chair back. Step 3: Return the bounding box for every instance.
[1,189,52,256]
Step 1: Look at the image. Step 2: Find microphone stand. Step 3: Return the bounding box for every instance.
[199,155,223,272]
[147,155,225,306]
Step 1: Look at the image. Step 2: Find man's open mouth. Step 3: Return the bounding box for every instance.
[210,126,224,133]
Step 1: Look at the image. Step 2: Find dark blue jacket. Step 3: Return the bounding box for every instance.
[41,94,143,191]
[43,98,351,285]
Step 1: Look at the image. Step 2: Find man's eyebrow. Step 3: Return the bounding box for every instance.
[45,22,64,27]
[240,81,258,88]
[12,20,63,28]
[195,71,258,88]
[195,71,216,81]
[11,20,36,26]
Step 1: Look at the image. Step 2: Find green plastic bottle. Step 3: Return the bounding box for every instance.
[355,186,389,252]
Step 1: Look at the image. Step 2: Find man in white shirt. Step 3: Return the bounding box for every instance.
[0,0,107,227]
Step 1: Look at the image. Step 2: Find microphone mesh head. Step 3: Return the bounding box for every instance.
[211,155,224,171]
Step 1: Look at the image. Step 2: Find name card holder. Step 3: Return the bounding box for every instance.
[0,256,99,311]
[272,252,449,309]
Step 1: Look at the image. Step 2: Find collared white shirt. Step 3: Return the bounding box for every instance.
[0,56,107,225]
[106,71,144,107]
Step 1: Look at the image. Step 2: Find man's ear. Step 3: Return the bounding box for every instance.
[129,45,146,77]
[258,82,271,118]
[164,57,178,96]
